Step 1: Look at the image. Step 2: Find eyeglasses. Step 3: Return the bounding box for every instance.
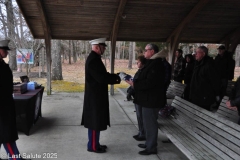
[144,49,152,52]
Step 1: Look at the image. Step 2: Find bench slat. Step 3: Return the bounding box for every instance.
[171,102,235,160]
[171,97,240,159]
[159,117,223,160]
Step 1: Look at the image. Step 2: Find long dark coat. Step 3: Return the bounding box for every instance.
[133,54,165,108]
[189,56,221,110]
[81,51,120,131]
[0,60,18,143]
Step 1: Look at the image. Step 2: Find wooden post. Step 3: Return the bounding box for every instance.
[45,37,51,95]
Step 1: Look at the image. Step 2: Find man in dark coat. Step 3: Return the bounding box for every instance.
[215,45,235,98]
[0,40,29,160]
[81,38,121,153]
[126,44,165,155]
[189,46,221,111]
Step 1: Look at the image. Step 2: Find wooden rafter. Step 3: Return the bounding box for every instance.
[110,0,127,51]
[36,0,51,39]
[109,0,127,95]
[166,0,209,43]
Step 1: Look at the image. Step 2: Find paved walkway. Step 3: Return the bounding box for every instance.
[1,92,188,160]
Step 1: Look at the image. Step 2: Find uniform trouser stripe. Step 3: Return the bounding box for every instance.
[92,130,96,151]
[88,129,100,151]
[6,143,17,160]
[0,142,20,160]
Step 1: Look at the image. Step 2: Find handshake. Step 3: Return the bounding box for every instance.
[117,72,133,81]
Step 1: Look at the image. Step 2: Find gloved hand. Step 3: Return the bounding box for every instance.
[118,72,127,80]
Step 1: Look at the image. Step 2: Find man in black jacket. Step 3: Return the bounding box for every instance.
[215,45,235,98]
[0,40,30,160]
[189,46,221,111]
[126,44,165,155]
[81,38,121,153]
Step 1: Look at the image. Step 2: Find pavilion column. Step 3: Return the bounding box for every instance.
[36,0,52,95]
[45,37,52,95]
[110,40,116,95]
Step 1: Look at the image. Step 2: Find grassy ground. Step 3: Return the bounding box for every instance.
[13,59,138,92]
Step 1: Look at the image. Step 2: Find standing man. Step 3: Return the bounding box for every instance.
[81,38,121,153]
[0,40,30,160]
[172,49,186,83]
[215,45,235,98]
[126,44,165,155]
[189,46,221,111]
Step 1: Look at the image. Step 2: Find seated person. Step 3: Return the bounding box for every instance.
[226,76,240,124]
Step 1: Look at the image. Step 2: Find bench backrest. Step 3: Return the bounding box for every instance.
[166,81,186,98]
[215,96,239,123]
[172,96,240,160]
[226,80,235,97]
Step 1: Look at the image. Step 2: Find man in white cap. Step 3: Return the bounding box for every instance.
[0,40,30,160]
[81,38,121,153]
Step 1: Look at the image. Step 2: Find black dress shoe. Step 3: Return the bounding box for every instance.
[138,144,147,148]
[100,145,107,149]
[134,136,146,141]
[133,134,139,139]
[87,147,106,153]
[139,149,157,155]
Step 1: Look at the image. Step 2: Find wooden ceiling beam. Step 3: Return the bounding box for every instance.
[36,0,52,39]
[166,0,209,43]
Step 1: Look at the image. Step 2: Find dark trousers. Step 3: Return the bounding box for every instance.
[134,104,145,138]
[88,129,100,151]
[142,107,159,152]
[0,141,21,160]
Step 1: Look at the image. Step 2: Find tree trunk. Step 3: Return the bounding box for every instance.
[128,42,133,69]
[68,40,71,64]
[122,41,126,59]
[133,42,136,64]
[6,0,17,70]
[52,40,63,80]
[72,40,77,63]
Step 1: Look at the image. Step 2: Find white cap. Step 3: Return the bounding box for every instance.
[89,38,107,46]
[0,40,10,50]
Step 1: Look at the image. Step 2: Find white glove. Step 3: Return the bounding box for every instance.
[118,72,127,80]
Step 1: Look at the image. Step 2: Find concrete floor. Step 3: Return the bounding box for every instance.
[1,92,188,160]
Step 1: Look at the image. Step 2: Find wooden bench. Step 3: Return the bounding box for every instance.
[166,81,186,99]
[226,80,235,97]
[215,96,239,124]
[158,96,240,160]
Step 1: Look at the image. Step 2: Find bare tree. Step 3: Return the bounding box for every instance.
[6,0,17,70]
[52,40,63,80]
[128,42,133,69]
